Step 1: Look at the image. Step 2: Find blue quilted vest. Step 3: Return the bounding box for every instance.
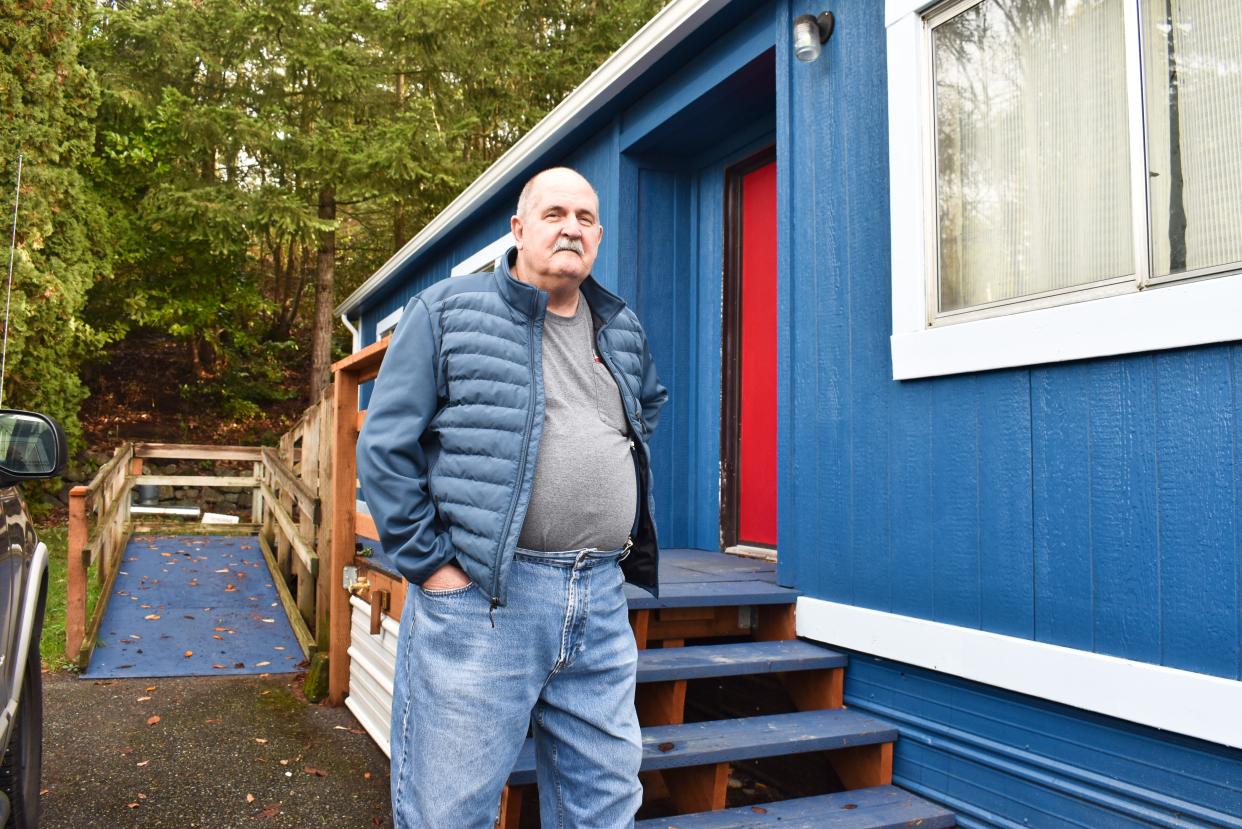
[357,251,667,606]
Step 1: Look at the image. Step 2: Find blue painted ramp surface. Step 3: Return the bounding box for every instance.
[81,535,303,679]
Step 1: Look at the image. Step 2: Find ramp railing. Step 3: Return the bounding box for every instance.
[66,442,321,668]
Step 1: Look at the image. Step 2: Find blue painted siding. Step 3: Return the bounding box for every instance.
[780,0,1242,681]
[844,652,1242,828]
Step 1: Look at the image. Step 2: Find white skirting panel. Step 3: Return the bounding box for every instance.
[348,596,400,758]
[796,596,1242,750]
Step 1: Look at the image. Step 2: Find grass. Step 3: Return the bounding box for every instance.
[39,525,103,671]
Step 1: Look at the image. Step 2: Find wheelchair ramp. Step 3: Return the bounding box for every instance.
[81,535,304,679]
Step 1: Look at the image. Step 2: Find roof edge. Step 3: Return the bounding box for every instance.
[336,0,730,317]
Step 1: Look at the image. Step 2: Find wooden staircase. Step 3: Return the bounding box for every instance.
[497,549,956,828]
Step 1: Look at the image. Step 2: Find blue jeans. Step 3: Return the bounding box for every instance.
[390,547,643,828]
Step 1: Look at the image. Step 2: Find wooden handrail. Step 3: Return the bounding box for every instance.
[260,447,319,520]
[134,443,264,461]
[81,443,134,498]
[258,482,318,576]
[331,334,389,383]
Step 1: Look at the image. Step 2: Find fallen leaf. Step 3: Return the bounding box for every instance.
[254,738,269,745]
[145,686,157,692]
[126,803,140,809]
[657,742,675,752]
[39,788,48,796]
[259,804,281,818]
[215,569,229,573]
[751,806,767,814]
[212,634,224,640]
[143,614,160,621]
[204,719,222,725]
[246,793,255,803]
[137,696,151,702]
[842,804,858,810]
[213,627,229,632]
[160,552,171,557]
[225,584,237,592]
[256,661,270,667]
[363,772,372,780]
[119,746,134,755]
[278,759,289,765]
[273,646,285,651]
[212,664,226,669]
[183,650,193,658]
[260,618,275,624]
[303,767,328,778]
[146,716,160,726]
[136,760,149,767]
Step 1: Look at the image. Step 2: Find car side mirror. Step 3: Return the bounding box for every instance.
[0,410,67,482]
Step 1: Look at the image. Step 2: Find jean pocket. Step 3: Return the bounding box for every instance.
[419,581,475,597]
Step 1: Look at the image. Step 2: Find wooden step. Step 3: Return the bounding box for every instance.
[625,579,796,610]
[509,709,896,787]
[637,639,846,683]
[634,785,957,829]
[635,640,847,726]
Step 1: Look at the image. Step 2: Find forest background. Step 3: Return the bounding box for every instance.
[1,0,665,506]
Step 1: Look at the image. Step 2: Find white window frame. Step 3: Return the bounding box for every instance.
[376,307,403,340]
[886,0,1242,380]
[449,232,514,277]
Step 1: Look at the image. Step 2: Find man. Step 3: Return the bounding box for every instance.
[357,167,668,828]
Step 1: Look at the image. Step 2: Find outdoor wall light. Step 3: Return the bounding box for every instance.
[793,12,835,62]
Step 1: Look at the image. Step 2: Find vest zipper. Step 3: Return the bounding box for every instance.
[494,318,539,609]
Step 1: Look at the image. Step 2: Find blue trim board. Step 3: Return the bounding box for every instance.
[842,650,1242,828]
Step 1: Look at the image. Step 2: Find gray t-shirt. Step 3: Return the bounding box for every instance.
[517,292,637,551]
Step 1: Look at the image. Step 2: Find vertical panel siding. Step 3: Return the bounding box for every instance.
[1088,356,1160,664]
[1032,367,1094,651]
[1156,346,1238,678]
[842,0,894,613]
[978,372,1033,639]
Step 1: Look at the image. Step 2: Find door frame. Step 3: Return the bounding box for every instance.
[719,145,776,553]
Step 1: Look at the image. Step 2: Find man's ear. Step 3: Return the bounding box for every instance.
[595,223,603,246]
[510,215,525,249]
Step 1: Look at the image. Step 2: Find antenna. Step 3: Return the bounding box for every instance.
[1,153,22,409]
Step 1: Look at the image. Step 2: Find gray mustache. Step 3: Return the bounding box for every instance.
[554,238,584,255]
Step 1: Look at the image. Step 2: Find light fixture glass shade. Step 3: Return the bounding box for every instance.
[793,14,822,62]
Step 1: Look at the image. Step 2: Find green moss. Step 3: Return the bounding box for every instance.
[256,684,303,713]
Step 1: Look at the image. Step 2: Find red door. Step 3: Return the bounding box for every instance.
[736,160,777,548]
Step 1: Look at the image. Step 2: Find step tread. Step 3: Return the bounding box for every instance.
[634,785,956,828]
[625,579,797,610]
[637,639,846,683]
[509,709,896,786]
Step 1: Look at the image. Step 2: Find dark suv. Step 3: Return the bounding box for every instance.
[0,410,66,829]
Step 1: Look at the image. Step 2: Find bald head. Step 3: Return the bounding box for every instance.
[515,167,598,221]
[509,167,603,311]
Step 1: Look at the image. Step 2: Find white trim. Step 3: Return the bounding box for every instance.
[449,233,514,277]
[885,0,941,27]
[886,3,1242,379]
[797,597,1242,750]
[336,0,730,316]
[375,307,403,340]
[891,271,1242,379]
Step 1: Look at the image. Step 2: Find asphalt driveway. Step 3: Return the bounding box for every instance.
[40,671,393,828]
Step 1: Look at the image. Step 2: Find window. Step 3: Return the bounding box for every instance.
[376,307,403,340]
[887,0,1242,378]
[449,233,514,277]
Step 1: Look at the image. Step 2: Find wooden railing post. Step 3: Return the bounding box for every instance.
[328,367,360,705]
[66,486,89,660]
